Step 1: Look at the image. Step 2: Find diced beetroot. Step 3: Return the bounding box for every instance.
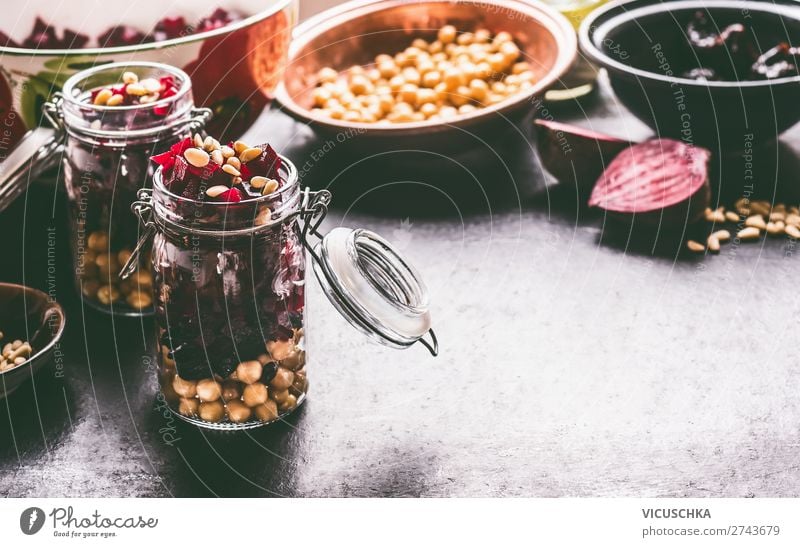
[218,187,242,202]
[23,17,60,48]
[0,31,20,48]
[242,144,282,183]
[98,25,149,47]
[153,16,189,41]
[535,119,632,193]
[197,8,237,32]
[589,139,711,226]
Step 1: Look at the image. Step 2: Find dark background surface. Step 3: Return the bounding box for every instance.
[1,76,799,497]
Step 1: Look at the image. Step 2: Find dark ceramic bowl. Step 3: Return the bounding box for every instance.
[0,283,65,399]
[580,0,800,151]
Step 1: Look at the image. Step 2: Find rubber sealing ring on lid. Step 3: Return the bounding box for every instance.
[312,227,435,353]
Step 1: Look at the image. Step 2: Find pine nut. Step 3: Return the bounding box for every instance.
[255,208,272,225]
[221,146,235,159]
[724,211,740,223]
[93,88,113,105]
[122,71,139,84]
[786,224,800,239]
[744,215,766,230]
[194,133,205,148]
[250,176,268,189]
[785,213,800,227]
[711,229,731,242]
[125,83,147,96]
[704,207,725,223]
[262,179,279,195]
[210,149,223,165]
[106,94,124,106]
[232,176,243,185]
[686,240,704,252]
[769,211,785,222]
[222,164,241,177]
[239,147,262,163]
[206,185,230,198]
[184,148,210,168]
[737,227,761,240]
[750,201,771,216]
[233,141,248,155]
[706,235,720,252]
[766,221,784,236]
[734,197,750,215]
[226,157,241,170]
[140,78,161,93]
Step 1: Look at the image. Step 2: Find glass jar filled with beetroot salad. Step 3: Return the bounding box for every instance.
[45,62,210,316]
[125,135,439,430]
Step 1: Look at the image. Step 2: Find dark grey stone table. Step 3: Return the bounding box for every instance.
[2,77,799,497]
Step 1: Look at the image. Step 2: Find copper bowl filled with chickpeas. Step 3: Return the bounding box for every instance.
[275,0,576,153]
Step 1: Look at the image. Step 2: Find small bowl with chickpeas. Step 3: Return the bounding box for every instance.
[0,283,66,399]
[275,0,576,153]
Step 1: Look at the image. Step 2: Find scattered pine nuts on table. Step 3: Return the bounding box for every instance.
[686,199,800,253]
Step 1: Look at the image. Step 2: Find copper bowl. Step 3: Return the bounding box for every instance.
[274,0,576,150]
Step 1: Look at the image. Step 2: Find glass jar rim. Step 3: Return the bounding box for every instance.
[61,61,192,115]
[152,152,299,206]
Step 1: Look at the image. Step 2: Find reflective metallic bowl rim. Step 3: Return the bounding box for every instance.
[274,0,578,135]
[0,0,295,57]
[0,282,66,379]
[579,0,800,89]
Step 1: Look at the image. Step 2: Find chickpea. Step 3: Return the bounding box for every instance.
[270,388,290,405]
[278,394,298,412]
[422,70,442,88]
[456,32,474,45]
[395,52,414,67]
[491,81,507,94]
[129,269,153,288]
[254,400,279,422]
[474,29,491,43]
[449,86,472,107]
[458,104,477,114]
[196,379,222,402]
[378,94,394,113]
[411,112,425,121]
[126,290,152,310]
[389,75,405,92]
[327,105,346,119]
[290,370,308,396]
[235,360,263,385]
[417,88,437,105]
[96,285,120,305]
[517,70,535,82]
[443,67,463,90]
[268,367,294,392]
[172,375,197,398]
[432,52,447,63]
[317,67,338,83]
[222,379,242,401]
[87,231,109,252]
[375,53,393,64]
[428,40,443,54]
[349,74,372,95]
[438,25,457,44]
[469,78,489,101]
[378,60,399,78]
[493,31,513,46]
[398,83,419,104]
[117,248,132,266]
[267,339,294,361]
[488,52,508,73]
[486,92,506,104]
[312,87,332,107]
[500,41,520,61]
[178,397,199,417]
[82,280,100,299]
[512,61,531,74]
[411,38,428,50]
[420,102,438,118]
[434,82,449,101]
[401,67,421,86]
[243,382,269,407]
[199,400,225,422]
[475,61,492,80]
[439,105,458,118]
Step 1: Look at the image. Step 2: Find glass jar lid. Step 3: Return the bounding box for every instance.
[312,226,438,356]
